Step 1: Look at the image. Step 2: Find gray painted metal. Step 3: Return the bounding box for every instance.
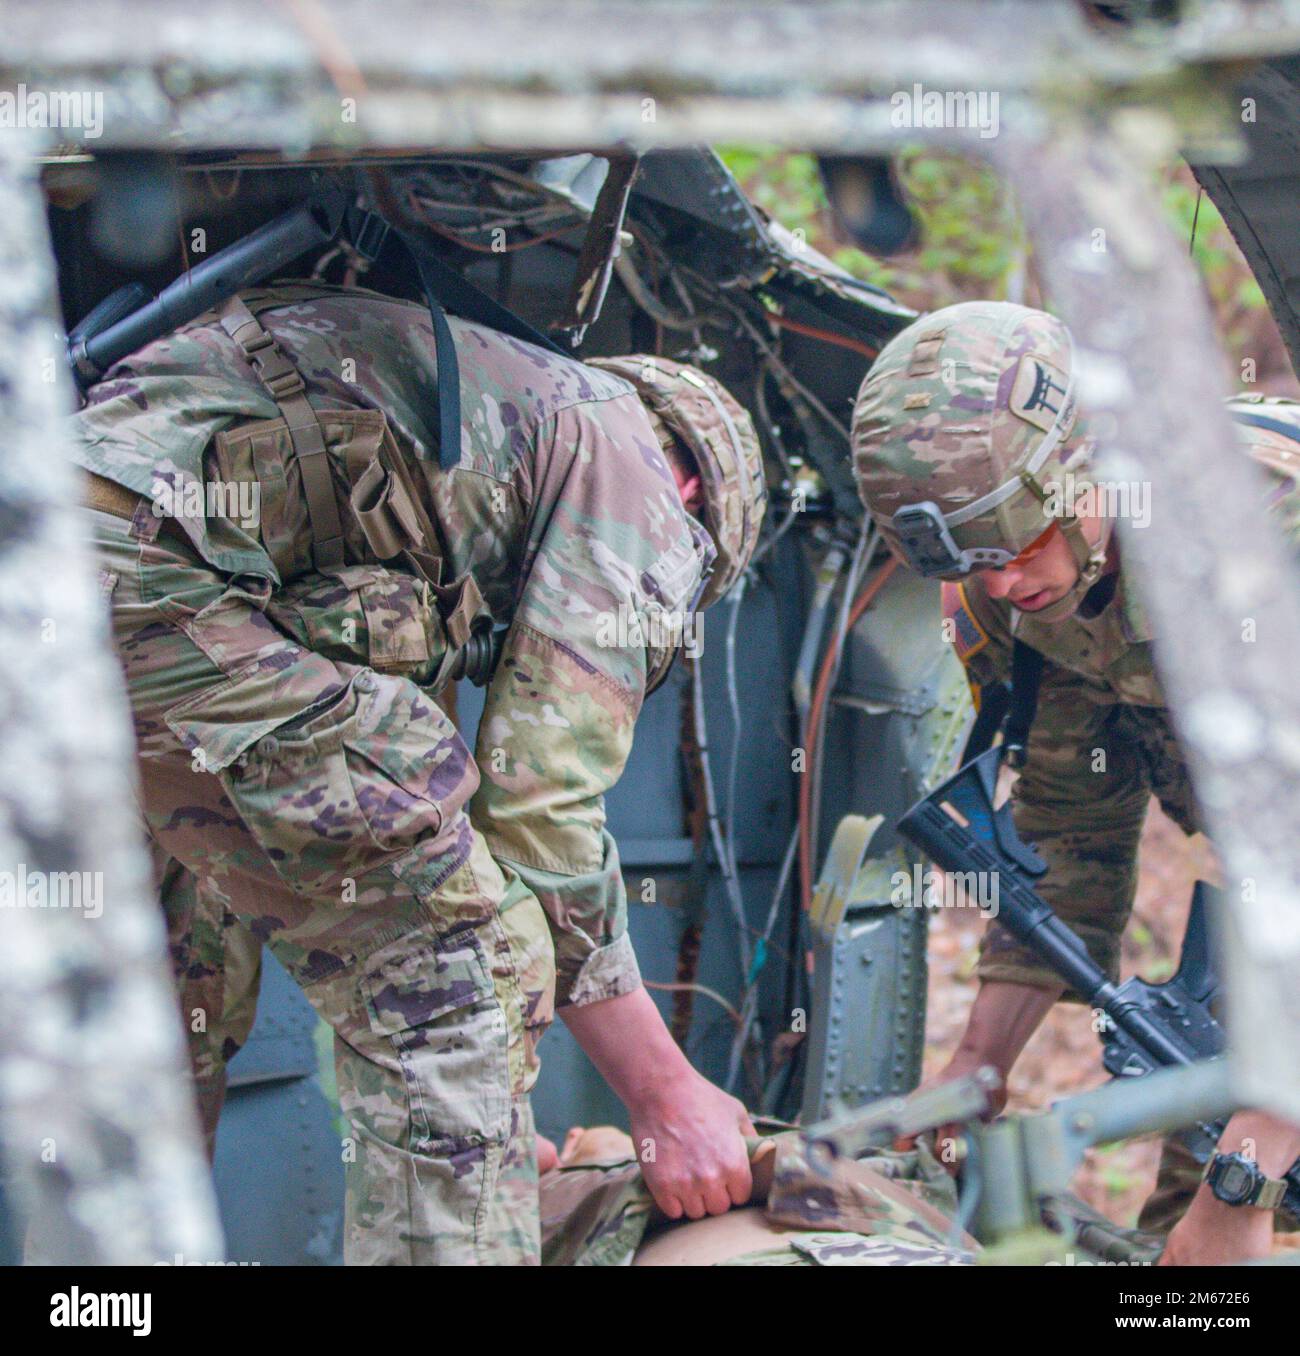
[801,848,930,1121]
[212,952,344,1265]
[801,569,974,1121]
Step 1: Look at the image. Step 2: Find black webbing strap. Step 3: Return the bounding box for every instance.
[961,680,1012,763]
[387,230,568,472]
[1002,640,1045,766]
[397,231,567,357]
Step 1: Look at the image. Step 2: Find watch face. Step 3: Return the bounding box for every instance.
[1216,1158,1255,1204]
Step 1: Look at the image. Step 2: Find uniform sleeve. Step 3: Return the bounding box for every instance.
[468,396,704,1009]
[941,580,1010,692]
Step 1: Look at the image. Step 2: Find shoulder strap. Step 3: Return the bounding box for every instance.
[1002,640,1045,767]
[391,231,567,358]
[961,680,1011,763]
[218,296,346,571]
[387,230,569,473]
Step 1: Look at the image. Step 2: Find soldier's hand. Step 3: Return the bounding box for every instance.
[893,1051,1009,1172]
[629,1070,756,1220]
[535,1132,560,1175]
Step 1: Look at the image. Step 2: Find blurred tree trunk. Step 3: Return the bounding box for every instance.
[1000,117,1300,1120]
[0,140,221,1263]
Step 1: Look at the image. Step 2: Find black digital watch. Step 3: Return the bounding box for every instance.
[1203,1151,1288,1209]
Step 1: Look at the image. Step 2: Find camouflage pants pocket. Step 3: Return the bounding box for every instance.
[264,563,449,684]
[358,922,512,1148]
[170,665,481,907]
[452,837,556,1097]
[330,890,538,1264]
[338,671,480,860]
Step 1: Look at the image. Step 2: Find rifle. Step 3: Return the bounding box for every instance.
[896,745,1300,1217]
[68,189,352,393]
[65,183,567,472]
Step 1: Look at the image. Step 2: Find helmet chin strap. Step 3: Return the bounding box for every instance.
[1023,514,1111,623]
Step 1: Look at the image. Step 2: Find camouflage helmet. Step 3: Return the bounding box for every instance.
[588,355,767,609]
[853,301,1106,622]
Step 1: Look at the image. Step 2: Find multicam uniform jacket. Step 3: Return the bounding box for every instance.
[942,395,1300,994]
[941,396,1300,1233]
[72,282,712,1264]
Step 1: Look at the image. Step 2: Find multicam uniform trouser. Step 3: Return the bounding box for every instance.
[87,498,550,1265]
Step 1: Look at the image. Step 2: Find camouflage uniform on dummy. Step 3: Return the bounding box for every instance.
[540,1133,974,1266]
[72,282,764,1264]
[853,301,1300,1235]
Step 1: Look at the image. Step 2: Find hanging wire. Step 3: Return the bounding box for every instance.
[689,653,752,983]
[1189,184,1204,258]
[808,521,876,862]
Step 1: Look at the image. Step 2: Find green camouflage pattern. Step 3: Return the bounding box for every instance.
[929,394,1300,1236]
[75,280,715,1006]
[75,282,718,1263]
[587,354,767,610]
[90,506,544,1262]
[853,301,1089,561]
[540,1159,654,1266]
[721,1232,971,1266]
[945,395,1300,990]
[765,1137,970,1252]
[154,854,263,1157]
[539,1134,975,1266]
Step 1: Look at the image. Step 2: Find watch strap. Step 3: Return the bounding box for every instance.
[1203,1152,1288,1209]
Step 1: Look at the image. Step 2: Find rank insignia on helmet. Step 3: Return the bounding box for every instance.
[1009,354,1076,436]
[941,581,989,662]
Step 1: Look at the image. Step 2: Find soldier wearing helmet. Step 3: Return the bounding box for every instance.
[853,300,1300,1265]
[73,281,765,1264]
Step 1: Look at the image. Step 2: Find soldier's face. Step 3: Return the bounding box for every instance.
[978,513,1105,615]
[664,442,704,514]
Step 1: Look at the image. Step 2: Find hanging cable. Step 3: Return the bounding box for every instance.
[644,980,742,1024]
[798,554,898,917]
[690,649,752,981]
[764,311,879,360]
[808,523,875,864]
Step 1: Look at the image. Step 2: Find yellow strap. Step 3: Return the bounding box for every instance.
[218,296,345,571]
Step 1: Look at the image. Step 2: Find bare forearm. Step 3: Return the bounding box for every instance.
[1161,1111,1300,1265]
[560,985,693,1110]
[1217,1110,1300,1178]
[956,979,1064,1076]
[560,985,754,1219]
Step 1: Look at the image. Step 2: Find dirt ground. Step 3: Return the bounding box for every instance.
[921,799,1278,1231]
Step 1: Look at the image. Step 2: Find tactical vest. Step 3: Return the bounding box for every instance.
[216,286,497,689]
